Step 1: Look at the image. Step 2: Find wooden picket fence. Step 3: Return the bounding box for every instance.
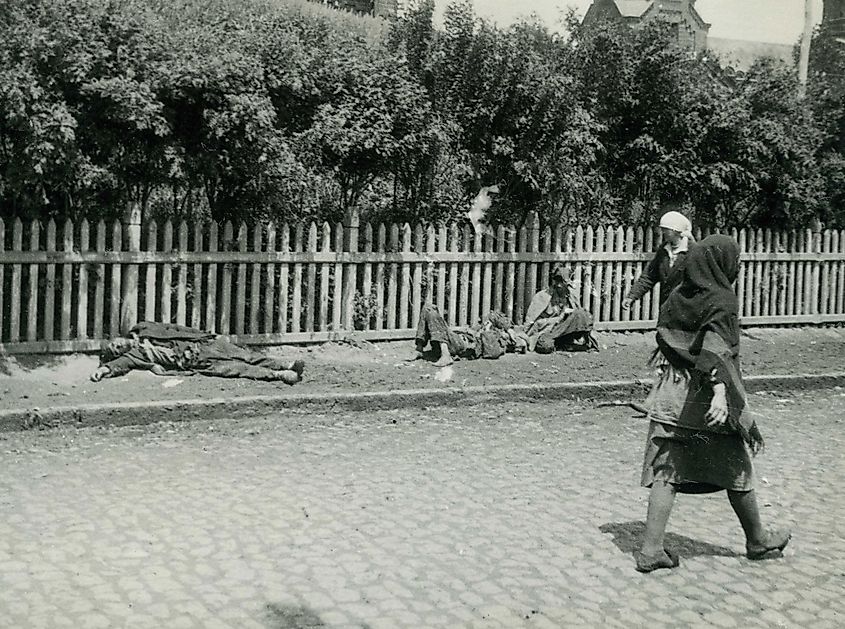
[1,213,845,354]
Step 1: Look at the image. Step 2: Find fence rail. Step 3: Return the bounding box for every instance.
[1,213,844,355]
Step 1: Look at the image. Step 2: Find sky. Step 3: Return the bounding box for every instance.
[432,0,824,45]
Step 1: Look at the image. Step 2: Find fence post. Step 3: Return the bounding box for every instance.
[343,208,360,330]
[120,201,142,334]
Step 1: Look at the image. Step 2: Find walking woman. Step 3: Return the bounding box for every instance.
[636,234,791,573]
[622,208,694,311]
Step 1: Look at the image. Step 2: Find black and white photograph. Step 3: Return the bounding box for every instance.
[1,0,843,627]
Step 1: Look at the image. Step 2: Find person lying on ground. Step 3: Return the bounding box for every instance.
[91,321,305,384]
[635,234,790,573]
[622,206,694,312]
[409,304,528,367]
[524,265,599,354]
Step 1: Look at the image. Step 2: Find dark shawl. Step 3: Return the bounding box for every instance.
[655,235,763,453]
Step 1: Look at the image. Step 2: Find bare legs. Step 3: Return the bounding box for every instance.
[727,489,764,546]
[639,484,791,568]
[640,481,676,556]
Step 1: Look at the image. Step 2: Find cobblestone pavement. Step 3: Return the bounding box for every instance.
[0,390,843,628]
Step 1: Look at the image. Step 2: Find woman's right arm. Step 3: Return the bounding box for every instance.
[623,250,662,309]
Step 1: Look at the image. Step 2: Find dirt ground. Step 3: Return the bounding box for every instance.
[1,327,843,412]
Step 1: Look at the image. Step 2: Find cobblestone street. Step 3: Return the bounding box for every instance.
[1,390,843,628]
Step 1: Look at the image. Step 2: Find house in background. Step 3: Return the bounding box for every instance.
[581,0,797,72]
[582,0,711,54]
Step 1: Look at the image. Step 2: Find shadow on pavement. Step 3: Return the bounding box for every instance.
[600,521,740,558]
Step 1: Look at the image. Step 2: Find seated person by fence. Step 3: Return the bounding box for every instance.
[91,321,305,384]
[410,304,528,367]
[524,265,598,354]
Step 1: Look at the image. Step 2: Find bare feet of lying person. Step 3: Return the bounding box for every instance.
[290,359,305,378]
[273,369,302,385]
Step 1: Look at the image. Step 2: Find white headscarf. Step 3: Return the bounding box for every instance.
[659,210,694,264]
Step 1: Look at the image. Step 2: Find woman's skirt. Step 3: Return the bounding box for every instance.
[640,363,754,493]
[530,309,594,353]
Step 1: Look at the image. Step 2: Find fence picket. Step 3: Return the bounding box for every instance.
[26,221,41,342]
[109,221,122,337]
[764,229,774,316]
[161,221,173,325]
[177,221,189,326]
[9,219,23,342]
[412,224,424,326]
[515,223,528,323]
[810,229,821,317]
[436,224,447,315]
[398,224,411,328]
[331,223,343,332]
[386,224,399,329]
[277,224,290,334]
[482,227,495,317]
[582,225,594,314]
[292,223,305,334]
[494,225,505,314]
[264,223,276,334]
[320,223,331,331]
[375,224,386,330]
[43,220,57,341]
[785,230,796,316]
[248,223,261,334]
[471,228,482,324]
[93,219,106,341]
[753,228,764,317]
[76,220,88,339]
[622,227,633,322]
[526,214,540,318]
[342,211,359,331]
[612,227,624,322]
[737,229,747,317]
[593,226,605,324]
[838,230,845,314]
[61,220,73,340]
[145,222,158,322]
[504,226,516,322]
[192,224,204,330]
[306,222,318,332]
[206,222,218,333]
[795,230,806,315]
[459,224,472,326]
[363,223,375,329]
[424,223,436,309]
[601,227,613,322]
[821,230,832,315]
[539,225,552,310]
[234,223,247,334]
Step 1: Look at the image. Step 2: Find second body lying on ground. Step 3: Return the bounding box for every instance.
[91,321,305,384]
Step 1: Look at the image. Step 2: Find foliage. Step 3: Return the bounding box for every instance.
[0,0,842,228]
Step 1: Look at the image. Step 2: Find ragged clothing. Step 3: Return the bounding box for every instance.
[414,304,527,360]
[523,286,596,354]
[97,322,301,382]
[641,235,759,494]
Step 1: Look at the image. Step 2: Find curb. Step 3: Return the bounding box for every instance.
[2,372,844,433]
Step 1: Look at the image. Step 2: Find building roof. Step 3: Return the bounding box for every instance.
[706,37,795,71]
[614,0,653,18]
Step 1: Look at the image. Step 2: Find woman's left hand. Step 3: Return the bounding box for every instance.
[706,384,729,427]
